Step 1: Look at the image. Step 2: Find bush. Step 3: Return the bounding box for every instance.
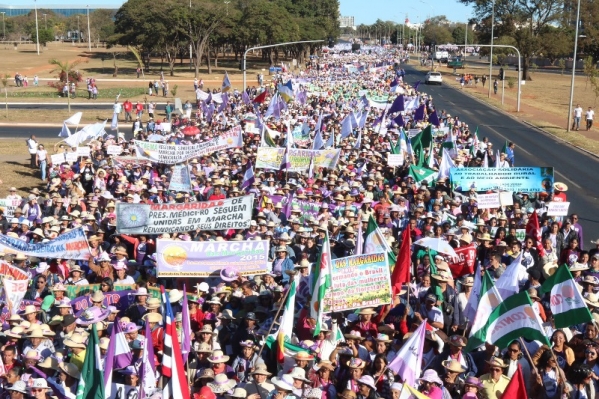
[171,84,178,97]
[507,77,515,89]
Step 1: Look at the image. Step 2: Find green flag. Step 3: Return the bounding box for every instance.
[410,125,433,165]
[364,214,397,266]
[501,140,509,154]
[76,324,105,399]
[408,165,437,184]
[539,264,592,328]
[309,232,332,335]
[428,249,443,302]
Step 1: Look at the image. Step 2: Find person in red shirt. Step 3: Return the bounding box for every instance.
[208,186,226,201]
[59,165,75,182]
[553,182,568,203]
[135,101,144,119]
[123,99,133,122]
[142,313,164,358]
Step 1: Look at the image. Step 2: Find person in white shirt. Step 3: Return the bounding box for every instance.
[26,135,38,168]
[586,106,595,131]
[573,104,583,130]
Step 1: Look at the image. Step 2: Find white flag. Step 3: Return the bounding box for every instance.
[387,320,427,387]
[3,279,28,315]
[58,123,71,138]
[64,112,82,125]
[495,252,527,297]
[111,113,119,131]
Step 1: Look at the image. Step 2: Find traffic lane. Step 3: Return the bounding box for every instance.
[403,65,599,247]
[4,103,113,110]
[0,126,63,139]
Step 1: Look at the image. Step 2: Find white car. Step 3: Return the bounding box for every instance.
[425,71,443,85]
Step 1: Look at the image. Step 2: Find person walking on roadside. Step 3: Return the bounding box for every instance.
[586,106,594,131]
[26,135,38,169]
[482,75,487,87]
[123,99,133,122]
[493,79,498,94]
[573,104,583,130]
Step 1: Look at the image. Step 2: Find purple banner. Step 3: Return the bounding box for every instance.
[156,239,269,277]
[71,290,135,315]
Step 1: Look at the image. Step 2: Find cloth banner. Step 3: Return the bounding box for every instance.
[112,156,145,169]
[287,149,341,171]
[134,127,242,164]
[0,261,30,280]
[106,145,123,155]
[449,167,554,193]
[116,195,253,234]
[292,126,310,146]
[3,279,28,315]
[51,153,66,165]
[255,147,286,169]
[0,227,91,260]
[324,252,392,312]
[476,193,501,209]
[156,239,269,277]
[168,164,192,192]
[0,198,21,218]
[70,290,135,315]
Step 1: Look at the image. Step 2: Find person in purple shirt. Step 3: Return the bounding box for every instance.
[571,213,584,250]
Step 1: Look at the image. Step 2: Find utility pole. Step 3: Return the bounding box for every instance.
[488,0,495,98]
[567,0,582,131]
[34,0,40,55]
[1,12,5,40]
[43,13,47,30]
[77,16,80,43]
[86,5,91,50]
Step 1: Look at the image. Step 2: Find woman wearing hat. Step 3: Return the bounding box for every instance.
[431,335,477,378]
[531,349,567,399]
[307,361,336,399]
[231,340,259,383]
[369,353,393,399]
[418,369,446,399]
[244,362,274,397]
[451,276,474,335]
[273,246,294,284]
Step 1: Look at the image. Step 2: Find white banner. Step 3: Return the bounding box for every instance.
[476,193,501,209]
[134,127,242,164]
[387,153,405,167]
[547,201,570,216]
[65,152,78,163]
[116,195,254,234]
[499,191,513,206]
[0,227,91,260]
[76,146,91,157]
[108,383,139,399]
[0,198,21,218]
[107,145,123,155]
[51,153,66,165]
[3,279,28,315]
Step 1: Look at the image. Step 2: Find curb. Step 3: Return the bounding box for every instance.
[438,78,599,161]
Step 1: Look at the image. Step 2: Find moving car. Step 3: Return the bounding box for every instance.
[425,71,443,85]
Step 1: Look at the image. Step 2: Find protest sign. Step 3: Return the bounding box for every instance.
[156,239,269,277]
[324,252,392,312]
[292,125,311,146]
[312,149,341,170]
[516,229,527,242]
[112,156,144,169]
[287,149,313,172]
[116,195,253,234]
[0,198,21,218]
[76,146,91,157]
[547,201,570,216]
[70,290,135,315]
[476,193,501,209]
[65,152,79,163]
[387,153,405,167]
[0,227,91,260]
[134,126,242,164]
[442,245,477,278]
[255,147,286,169]
[108,384,138,399]
[499,191,514,206]
[3,279,28,315]
[0,261,30,280]
[245,121,260,134]
[168,164,192,192]
[107,145,123,155]
[50,153,66,165]
[449,167,554,193]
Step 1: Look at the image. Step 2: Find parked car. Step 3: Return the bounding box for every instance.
[425,71,443,85]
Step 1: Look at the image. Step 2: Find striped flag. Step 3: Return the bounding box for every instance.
[76,324,104,399]
[309,231,332,335]
[241,161,255,192]
[161,286,190,399]
[221,72,231,92]
[388,320,426,387]
[104,318,132,398]
[140,320,158,398]
[275,273,299,363]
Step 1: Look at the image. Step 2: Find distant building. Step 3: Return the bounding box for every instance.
[0,4,118,17]
[339,16,355,29]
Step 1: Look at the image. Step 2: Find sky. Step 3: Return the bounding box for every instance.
[339,0,475,25]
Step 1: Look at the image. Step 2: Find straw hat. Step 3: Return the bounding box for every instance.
[142,313,163,323]
[293,351,314,361]
[168,289,184,303]
[443,359,467,373]
[207,350,230,363]
[207,374,236,393]
[7,381,27,394]
[272,375,295,392]
[146,298,161,310]
[486,356,508,368]
[357,308,376,315]
[346,357,366,369]
[59,362,81,379]
[553,182,568,192]
[21,305,39,315]
[251,364,272,376]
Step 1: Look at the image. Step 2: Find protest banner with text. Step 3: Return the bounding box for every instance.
[116,195,253,234]
[0,227,91,260]
[156,239,269,277]
[450,167,554,193]
[255,147,286,169]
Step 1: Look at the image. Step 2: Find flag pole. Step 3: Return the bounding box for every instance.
[256,279,295,358]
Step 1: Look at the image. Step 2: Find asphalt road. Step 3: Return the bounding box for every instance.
[1,66,598,246]
[403,64,599,248]
[1,102,168,110]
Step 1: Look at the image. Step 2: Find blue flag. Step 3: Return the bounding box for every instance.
[340,115,353,139]
[388,94,405,114]
[313,130,324,150]
[429,110,440,127]
[414,104,426,122]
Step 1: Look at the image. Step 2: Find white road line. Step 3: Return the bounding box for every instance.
[482,125,533,156]
[555,171,582,189]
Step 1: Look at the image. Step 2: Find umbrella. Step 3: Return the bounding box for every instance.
[413,237,458,257]
[182,126,200,136]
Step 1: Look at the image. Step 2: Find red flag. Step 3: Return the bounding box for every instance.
[253,90,268,104]
[502,364,528,398]
[391,225,411,295]
[525,210,545,257]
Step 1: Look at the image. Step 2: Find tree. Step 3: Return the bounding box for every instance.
[31,28,54,47]
[49,59,82,112]
[461,0,564,80]
[88,9,116,45]
[185,0,227,78]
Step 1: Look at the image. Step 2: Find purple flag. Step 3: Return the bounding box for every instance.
[218,93,229,113]
[282,193,294,218]
[393,114,405,128]
[388,94,405,114]
[140,317,157,399]
[181,284,191,363]
[412,80,421,92]
[242,90,250,105]
[241,161,255,193]
[414,104,426,122]
[206,103,215,123]
[428,110,440,127]
[206,92,212,104]
[104,318,133,391]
